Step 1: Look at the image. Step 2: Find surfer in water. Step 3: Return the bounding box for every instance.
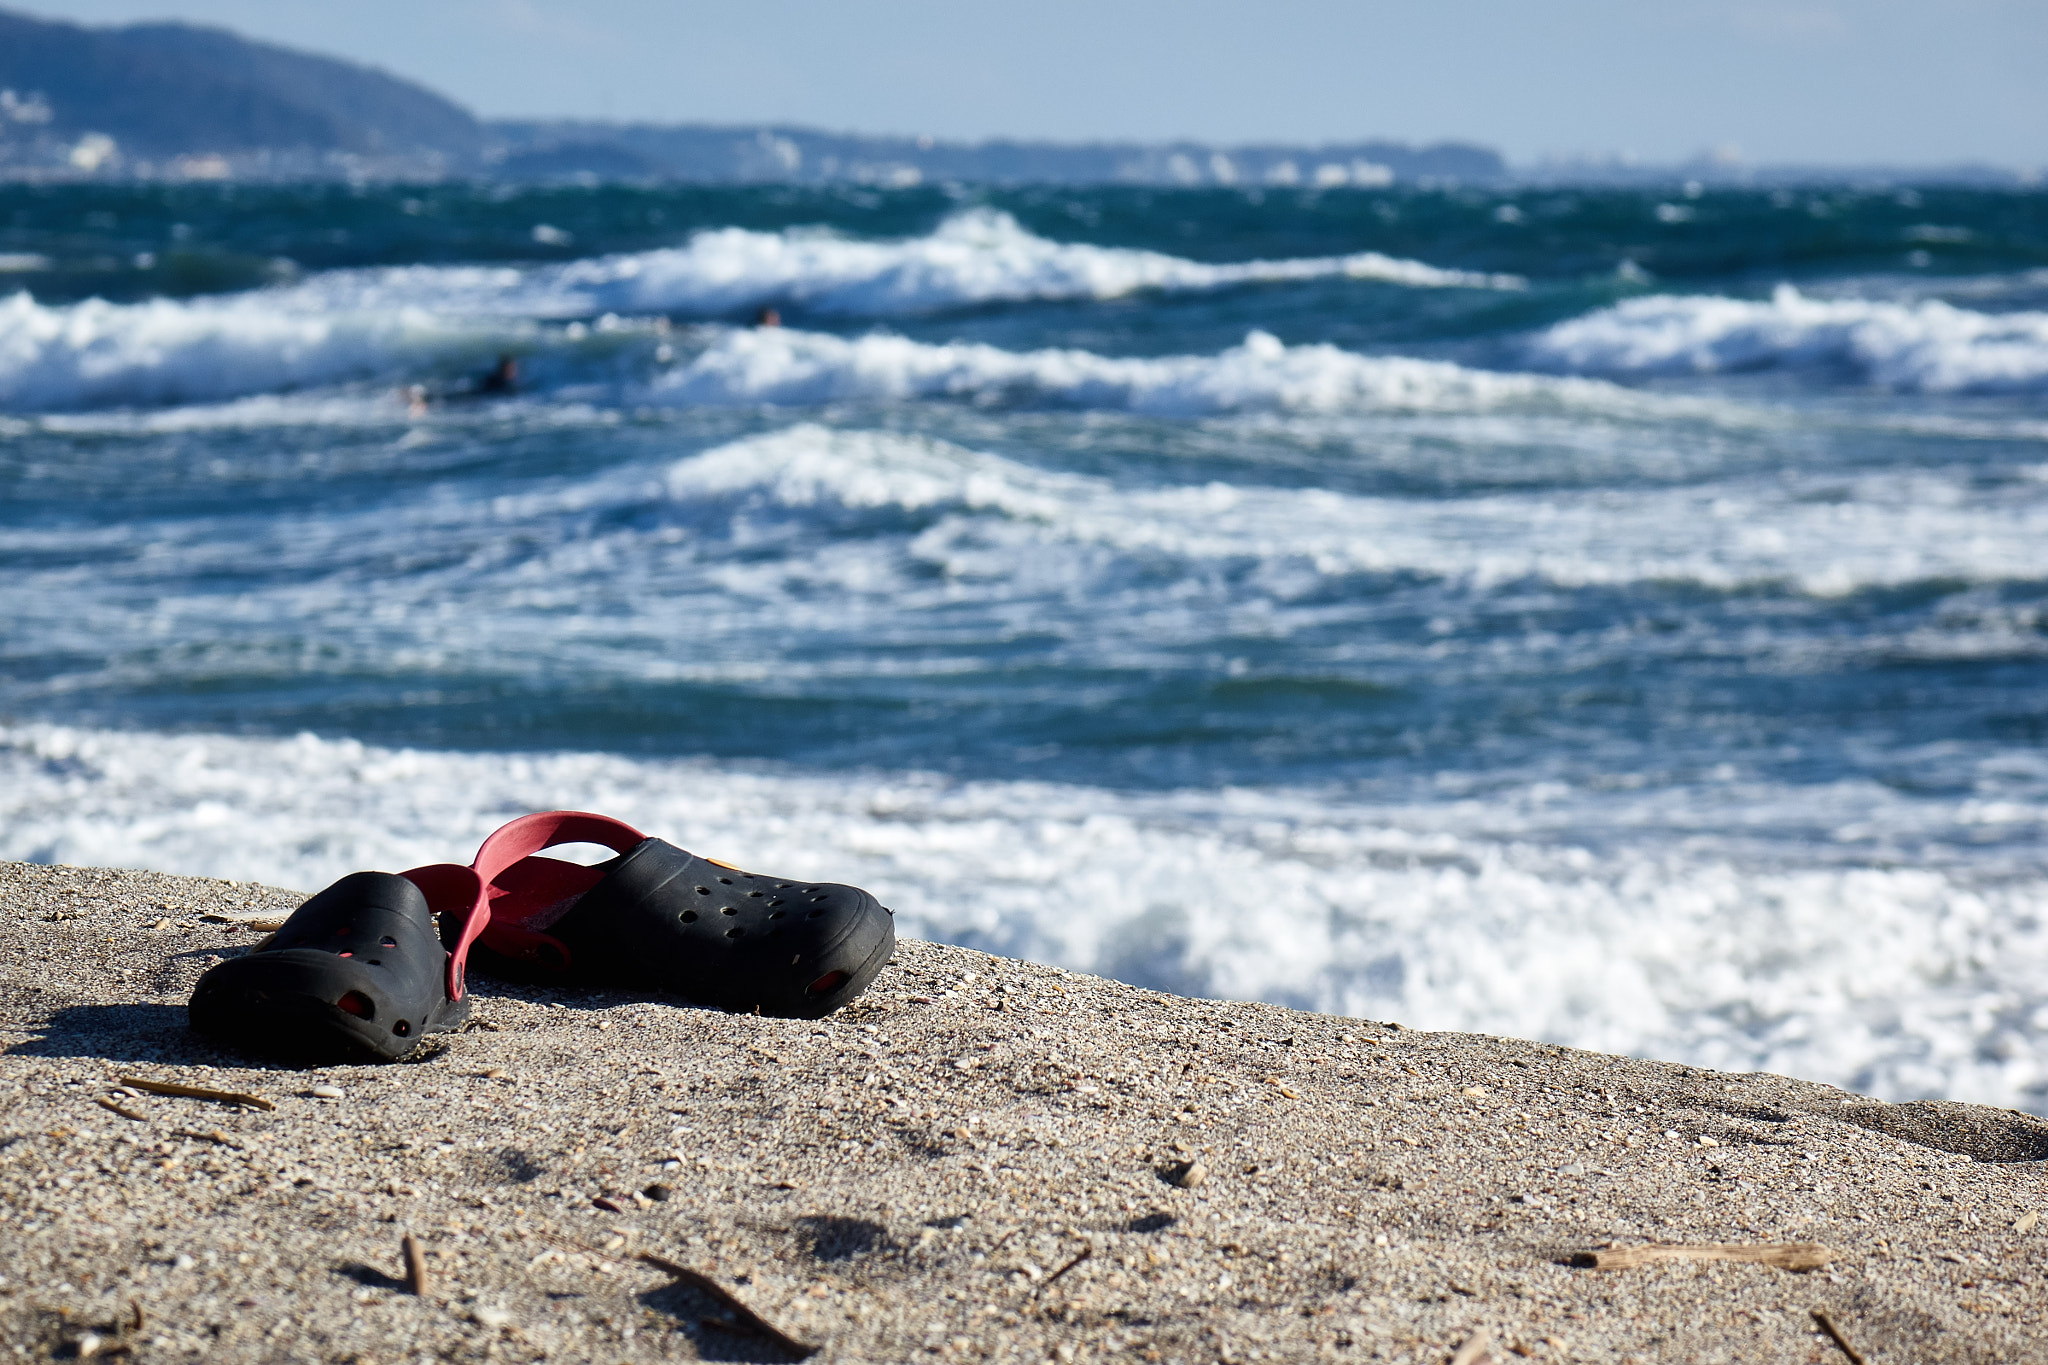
[394,353,521,412]
[477,354,520,394]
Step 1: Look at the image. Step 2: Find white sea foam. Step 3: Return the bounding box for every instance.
[0,289,506,411]
[1528,285,2048,392]
[646,326,1631,416]
[5,721,2046,1112]
[9,425,2045,697]
[654,425,2048,597]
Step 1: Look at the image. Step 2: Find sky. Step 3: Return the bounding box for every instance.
[16,0,2048,167]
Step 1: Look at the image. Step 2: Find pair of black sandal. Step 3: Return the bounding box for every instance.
[189,812,896,1062]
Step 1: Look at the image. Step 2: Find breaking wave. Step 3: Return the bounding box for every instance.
[1527,285,2048,393]
[0,289,507,412]
[647,326,1629,416]
[0,208,1520,411]
[6,720,2046,1112]
[371,206,1525,316]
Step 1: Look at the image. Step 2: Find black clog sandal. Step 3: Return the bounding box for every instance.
[469,811,894,1018]
[187,862,488,1063]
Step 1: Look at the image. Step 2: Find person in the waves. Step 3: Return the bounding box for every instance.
[477,354,520,394]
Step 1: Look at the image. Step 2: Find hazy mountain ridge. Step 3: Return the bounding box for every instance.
[0,7,480,177]
[0,6,2028,188]
[0,6,1503,186]
[483,120,1506,187]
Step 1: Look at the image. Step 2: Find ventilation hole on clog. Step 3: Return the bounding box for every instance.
[807,910,825,920]
[725,927,745,939]
[337,951,354,958]
[766,898,784,906]
[718,877,733,885]
[380,936,397,946]
[768,911,785,920]
[335,925,351,935]
[696,886,710,894]
[679,910,698,923]
[748,890,763,898]
[806,970,849,998]
[337,991,374,1019]
[367,959,381,966]
[721,906,738,916]
[392,1019,412,1037]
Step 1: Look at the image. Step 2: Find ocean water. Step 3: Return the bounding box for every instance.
[3,181,2046,1106]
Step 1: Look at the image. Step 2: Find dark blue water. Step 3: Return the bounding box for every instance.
[2,182,2045,1106]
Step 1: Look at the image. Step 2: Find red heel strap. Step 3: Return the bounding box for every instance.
[470,811,648,972]
[397,862,487,1003]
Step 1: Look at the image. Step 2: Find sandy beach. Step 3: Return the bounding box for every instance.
[2,857,2044,1364]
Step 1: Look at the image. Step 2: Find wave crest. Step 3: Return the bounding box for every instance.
[649,326,1615,415]
[1527,285,2048,392]
[257,208,1522,321]
[0,290,499,411]
[508,207,1526,316]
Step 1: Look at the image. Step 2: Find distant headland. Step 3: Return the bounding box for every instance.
[0,6,2030,189]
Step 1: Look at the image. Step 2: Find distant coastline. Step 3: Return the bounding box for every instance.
[0,5,2037,190]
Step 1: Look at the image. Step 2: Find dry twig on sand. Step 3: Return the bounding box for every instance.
[117,1075,274,1111]
[1040,1241,1093,1291]
[93,1095,146,1121]
[401,1233,429,1297]
[1811,1309,1869,1365]
[638,1252,817,1358]
[1571,1242,1835,1271]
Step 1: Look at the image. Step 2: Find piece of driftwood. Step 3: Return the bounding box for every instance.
[638,1252,818,1358]
[94,1095,146,1122]
[1571,1242,1835,1271]
[117,1075,274,1111]
[1811,1309,1869,1365]
[401,1233,429,1297]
